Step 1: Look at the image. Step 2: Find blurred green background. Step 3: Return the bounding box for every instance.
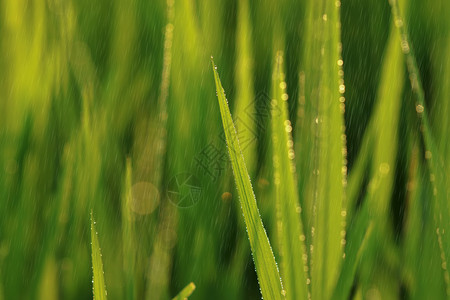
[0,0,449,299]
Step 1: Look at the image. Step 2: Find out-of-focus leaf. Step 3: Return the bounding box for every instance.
[331,199,373,300]
[234,0,257,175]
[122,158,135,299]
[271,50,309,300]
[389,0,450,295]
[349,7,404,297]
[172,282,196,300]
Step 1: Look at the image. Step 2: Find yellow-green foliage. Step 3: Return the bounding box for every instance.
[0,0,448,299]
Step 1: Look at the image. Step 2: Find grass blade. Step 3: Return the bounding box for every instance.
[271,50,309,300]
[172,282,196,300]
[302,0,347,298]
[389,0,450,294]
[212,59,285,300]
[331,200,373,300]
[402,145,447,299]
[342,8,405,296]
[234,0,257,175]
[122,158,135,299]
[90,211,107,300]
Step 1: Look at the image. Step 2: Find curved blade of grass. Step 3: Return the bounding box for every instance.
[90,211,107,300]
[271,50,309,300]
[366,0,403,223]
[341,11,404,297]
[389,0,450,294]
[302,0,347,298]
[331,199,373,300]
[212,59,285,300]
[345,131,374,214]
[172,282,196,300]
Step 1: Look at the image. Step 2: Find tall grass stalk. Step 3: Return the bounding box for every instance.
[212,59,285,300]
[301,0,347,298]
[271,50,309,300]
[389,0,450,294]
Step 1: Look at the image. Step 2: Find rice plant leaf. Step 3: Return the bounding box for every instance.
[389,0,450,294]
[122,158,135,299]
[212,59,285,300]
[341,11,404,298]
[367,2,403,221]
[331,199,373,300]
[172,282,196,300]
[90,211,107,300]
[234,0,257,175]
[271,50,309,300]
[301,0,347,298]
[403,146,447,299]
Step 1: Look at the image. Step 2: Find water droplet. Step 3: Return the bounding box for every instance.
[337,59,344,66]
[395,18,403,28]
[401,40,410,53]
[322,14,328,21]
[288,149,295,159]
[287,140,293,148]
[416,104,424,113]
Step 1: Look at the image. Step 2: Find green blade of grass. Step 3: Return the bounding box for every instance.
[212,59,285,300]
[172,282,196,300]
[122,158,135,299]
[271,50,309,300]
[331,199,373,300]
[234,0,257,175]
[90,211,107,300]
[389,0,450,294]
[402,145,447,299]
[366,0,403,222]
[302,0,347,298]
[343,9,405,297]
